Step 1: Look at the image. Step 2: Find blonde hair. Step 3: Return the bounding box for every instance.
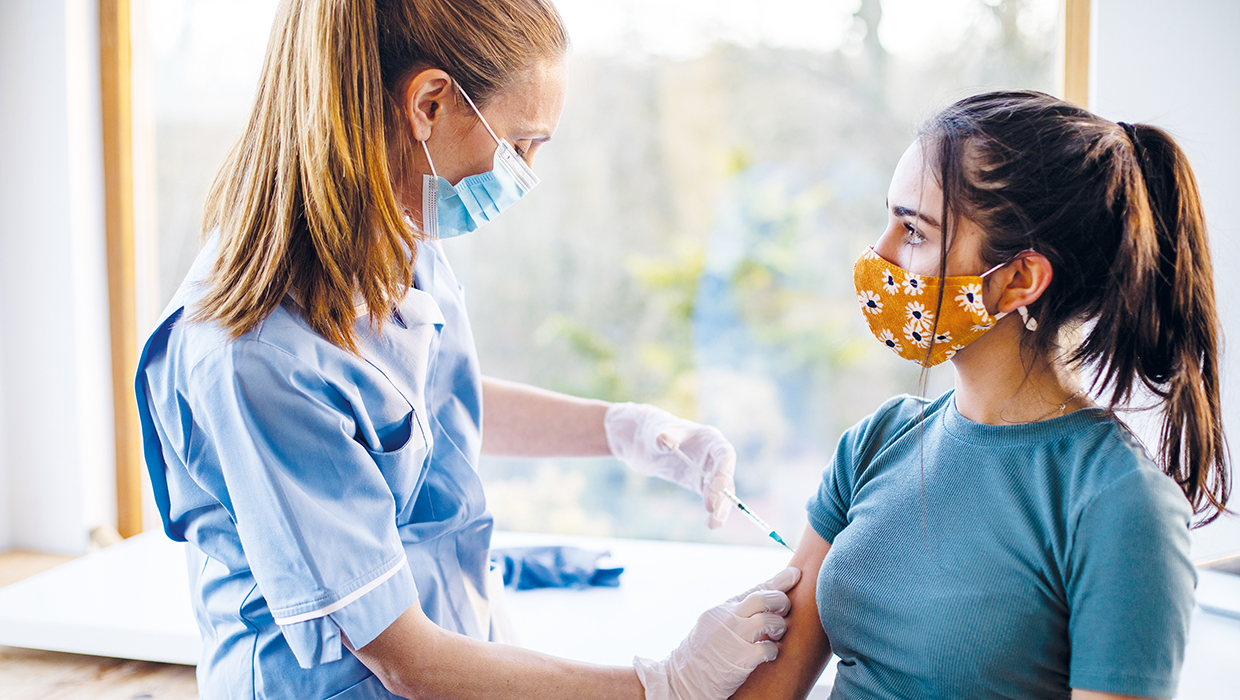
[196,0,569,352]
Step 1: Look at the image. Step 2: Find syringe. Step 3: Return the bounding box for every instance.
[666,442,795,552]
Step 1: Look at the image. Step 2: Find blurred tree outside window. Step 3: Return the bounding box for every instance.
[143,0,1060,548]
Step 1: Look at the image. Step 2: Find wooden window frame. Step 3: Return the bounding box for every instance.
[100,0,142,538]
[1063,0,1091,107]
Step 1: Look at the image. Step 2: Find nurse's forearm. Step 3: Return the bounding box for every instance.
[480,376,612,457]
[351,604,644,700]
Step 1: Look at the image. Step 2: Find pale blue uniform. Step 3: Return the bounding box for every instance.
[136,236,492,699]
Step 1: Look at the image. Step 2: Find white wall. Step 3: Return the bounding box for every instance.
[1091,0,1240,559]
[0,0,116,555]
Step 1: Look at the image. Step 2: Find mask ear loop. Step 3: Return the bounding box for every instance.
[1017,306,1038,331]
[419,140,440,238]
[420,140,439,179]
[455,83,503,147]
[979,249,1039,331]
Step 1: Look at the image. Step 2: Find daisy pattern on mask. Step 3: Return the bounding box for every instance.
[903,320,930,348]
[878,329,901,352]
[933,331,952,345]
[902,273,925,296]
[943,344,964,360]
[858,290,883,314]
[906,301,933,329]
[971,322,994,333]
[861,248,880,261]
[955,283,986,316]
[882,270,900,294]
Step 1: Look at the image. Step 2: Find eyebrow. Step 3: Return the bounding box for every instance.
[890,203,941,229]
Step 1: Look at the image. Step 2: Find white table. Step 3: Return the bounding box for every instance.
[1,531,1236,698]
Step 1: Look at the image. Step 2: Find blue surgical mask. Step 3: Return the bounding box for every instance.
[420,84,540,239]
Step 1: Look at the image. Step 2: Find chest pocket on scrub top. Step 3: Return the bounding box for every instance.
[358,287,444,522]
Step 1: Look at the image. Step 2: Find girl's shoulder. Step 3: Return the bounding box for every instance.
[1068,416,1192,524]
[846,391,951,449]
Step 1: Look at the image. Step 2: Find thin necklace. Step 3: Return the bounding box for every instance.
[1022,388,1086,423]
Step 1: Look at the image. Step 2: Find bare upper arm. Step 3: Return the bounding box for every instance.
[731,524,833,700]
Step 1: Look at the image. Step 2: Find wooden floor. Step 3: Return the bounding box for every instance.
[0,550,198,700]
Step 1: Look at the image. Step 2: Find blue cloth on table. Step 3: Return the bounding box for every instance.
[490,546,624,590]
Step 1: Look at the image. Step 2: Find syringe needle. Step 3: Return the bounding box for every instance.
[667,444,795,552]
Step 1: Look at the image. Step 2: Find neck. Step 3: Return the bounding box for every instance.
[948,317,1090,424]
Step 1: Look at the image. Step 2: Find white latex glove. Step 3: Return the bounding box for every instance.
[604,402,737,529]
[633,566,801,700]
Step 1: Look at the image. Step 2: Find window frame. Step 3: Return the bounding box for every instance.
[105,0,1088,539]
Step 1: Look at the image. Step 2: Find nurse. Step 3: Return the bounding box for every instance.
[135,0,797,698]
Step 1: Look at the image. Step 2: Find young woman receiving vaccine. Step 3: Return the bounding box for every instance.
[732,91,1230,700]
[134,1,797,698]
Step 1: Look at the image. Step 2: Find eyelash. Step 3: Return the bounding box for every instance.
[903,221,927,245]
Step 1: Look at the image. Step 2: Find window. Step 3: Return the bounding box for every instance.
[142,0,1060,546]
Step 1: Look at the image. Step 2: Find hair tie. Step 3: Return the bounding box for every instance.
[1117,121,1145,163]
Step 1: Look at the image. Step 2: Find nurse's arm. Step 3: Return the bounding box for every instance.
[480,376,612,457]
[348,601,643,700]
[730,525,833,700]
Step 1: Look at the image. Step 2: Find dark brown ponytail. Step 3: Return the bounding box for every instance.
[923,91,1229,524]
[1111,123,1228,522]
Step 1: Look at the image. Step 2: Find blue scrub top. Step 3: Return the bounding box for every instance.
[135,236,493,699]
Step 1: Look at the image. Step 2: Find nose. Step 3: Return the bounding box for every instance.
[872,226,903,266]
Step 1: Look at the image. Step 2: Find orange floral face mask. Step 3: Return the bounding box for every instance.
[852,247,1016,367]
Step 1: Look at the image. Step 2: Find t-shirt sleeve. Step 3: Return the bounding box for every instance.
[806,425,861,544]
[1066,465,1196,698]
[189,339,427,669]
[807,395,920,544]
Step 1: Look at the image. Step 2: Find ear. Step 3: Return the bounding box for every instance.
[403,68,455,143]
[992,251,1053,315]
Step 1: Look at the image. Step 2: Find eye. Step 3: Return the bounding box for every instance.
[903,221,927,245]
[514,140,532,163]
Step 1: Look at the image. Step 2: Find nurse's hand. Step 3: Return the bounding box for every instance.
[604,402,737,529]
[633,566,800,700]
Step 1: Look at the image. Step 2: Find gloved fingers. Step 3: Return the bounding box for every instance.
[763,612,789,641]
[757,566,801,593]
[705,499,730,529]
[743,611,789,642]
[704,473,733,529]
[751,639,779,664]
[725,566,800,604]
[654,429,690,453]
[703,440,736,499]
[679,428,736,528]
[734,588,792,618]
[730,609,789,645]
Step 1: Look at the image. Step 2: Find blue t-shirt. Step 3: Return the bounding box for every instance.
[808,392,1195,699]
[135,237,492,699]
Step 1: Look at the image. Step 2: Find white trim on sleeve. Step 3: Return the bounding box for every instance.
[272,554,408,626]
